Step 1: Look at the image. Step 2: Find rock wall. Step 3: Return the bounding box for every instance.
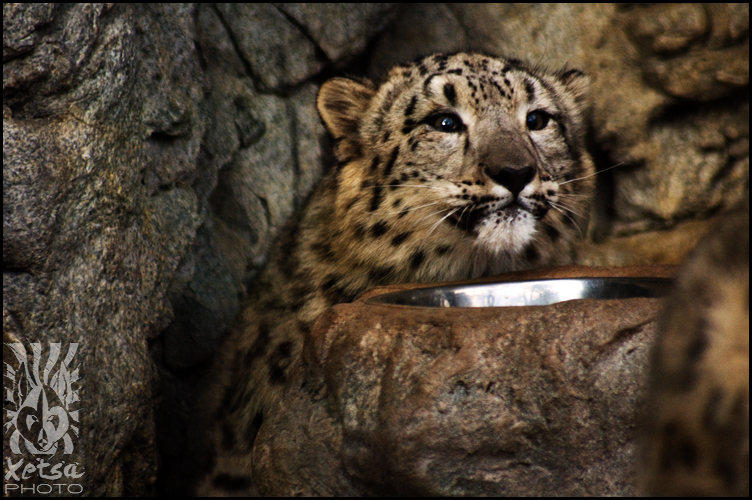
[3,3,747,495]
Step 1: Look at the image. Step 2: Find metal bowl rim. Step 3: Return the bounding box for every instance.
[364,277,674,308]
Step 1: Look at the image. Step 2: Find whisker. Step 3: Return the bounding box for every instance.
[548,199,580,216]
[455,205,471,229]
[548,201,584,237]
[550,199,585,220]
[428,207,460,236]
[366,183,448,192]
[555,191,590,199]
[425,206,454,219]
[387,201,440,216]
[548,202,579,232]
[558,162,626,185]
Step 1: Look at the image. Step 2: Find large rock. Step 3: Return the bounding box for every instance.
[4,4,204,495]
[252,265,675,495]
[3,3,399,495]
[275,4,396,64]
[215,4,395,91]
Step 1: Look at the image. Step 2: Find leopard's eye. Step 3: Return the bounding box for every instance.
[526,110,551,131]
[431,114,463,133]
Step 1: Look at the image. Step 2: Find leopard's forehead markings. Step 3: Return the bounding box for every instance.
[377,54,506,120]
[423,72,515,114]
[395,53,552,116]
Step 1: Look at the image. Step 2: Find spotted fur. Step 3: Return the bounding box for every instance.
[642,209,749,496]
[200,53,595,493]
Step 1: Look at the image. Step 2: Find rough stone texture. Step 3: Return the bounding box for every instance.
[4,4,203,496]
[3,3,395,496]
[214,4,395,92]
[214,4,324,92]
[3,2,748,496]
[252,265,675,496]
[275,4,396,64]
[579,216,721,266]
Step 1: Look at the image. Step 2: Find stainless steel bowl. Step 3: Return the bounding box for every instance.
[366,278,673,308]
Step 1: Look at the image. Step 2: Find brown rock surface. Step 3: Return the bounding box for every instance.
[252,266,675,495]
[579,216,720,266]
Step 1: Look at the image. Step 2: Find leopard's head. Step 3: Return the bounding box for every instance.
[317,53,594,279]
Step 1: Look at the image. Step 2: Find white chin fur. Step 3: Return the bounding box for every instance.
[475,209,536,256]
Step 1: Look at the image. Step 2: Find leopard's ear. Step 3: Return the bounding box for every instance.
[317,77,376,140]
[555,68,590,108]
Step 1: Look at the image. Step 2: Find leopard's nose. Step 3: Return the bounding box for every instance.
[485,165,535,199]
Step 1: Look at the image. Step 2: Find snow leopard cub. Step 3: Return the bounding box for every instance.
[201,52,595,493]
